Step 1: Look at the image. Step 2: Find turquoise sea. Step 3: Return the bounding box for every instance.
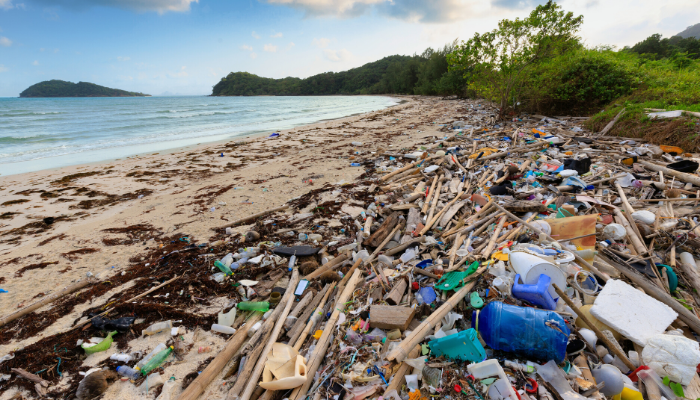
[0,96,399,176]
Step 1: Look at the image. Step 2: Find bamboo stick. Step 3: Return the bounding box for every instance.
[639,160,700,187]
[384,345,422,395]
[238,270,300,400]
[288,269,363,400]
[220,205,289,229]
[481,216,506,259]
[287,284,331,344]
[448,233,463,271]
[177,312,262,400]
[380,156,436,182]
[614,181,648,254]
[365,225,402,264]
[303,253,349,281]
[363,216,373,238]
[0,278,95,328]
[426,179,443,224]
[612,208,647,256]
[293,283,336,351]
[421,175,439,214]
[386,267,487,362]
[419,190,465,236]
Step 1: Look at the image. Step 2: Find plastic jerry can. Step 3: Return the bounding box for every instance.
[472,301,570,362]
[511,273,557,310]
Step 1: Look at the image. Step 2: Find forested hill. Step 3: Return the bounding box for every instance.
[20,80,150,98]
[212,47,468,96]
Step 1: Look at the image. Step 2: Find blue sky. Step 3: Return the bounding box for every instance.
[0,0,698,97]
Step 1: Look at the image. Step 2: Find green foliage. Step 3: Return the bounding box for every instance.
[627,33,700,60]
[448,0,583,117]
[212,45,467,97]
[20,80,148,98]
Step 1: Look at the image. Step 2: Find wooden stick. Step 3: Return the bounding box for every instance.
[426,179,443,224]
[481,216,506,259]
[288,269,363,400]
[612,208,647,256]
[289,291,314,319]
[384,345,421,395]
[503,214,537,242]
[386,267,487,362]
[1,278,95,328]
[420,190,464,236]
[177,312,263,400]
[598,107,625,136]
[421,175,439,214]
[293,283,336,351]
[639,160,700,187]
[634,197,699,202]
[336,257,363,295]
[365,225,402,264]
[303,253,349,281]
[448,233,463,271]
[384,236,425,257]
[220,205,289,229]
[287,284,331,344]
[363,216,373,238]
[238,270,300,400]
[553,284,635,371]
[380,157,435,182]
[614,182,648,254]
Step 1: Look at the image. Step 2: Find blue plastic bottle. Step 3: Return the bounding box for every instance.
[472,301,569,362]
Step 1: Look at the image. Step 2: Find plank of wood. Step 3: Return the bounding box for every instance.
[369,305,415,330]
[364,211,400,247]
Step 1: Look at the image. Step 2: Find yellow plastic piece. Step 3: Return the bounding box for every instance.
[492,251,509,261]
[613,387,643,400]
[575,304,621,340]
[468,148,498,159]
[312,330,323,340]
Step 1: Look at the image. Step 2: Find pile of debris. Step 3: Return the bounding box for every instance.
[2,107,700,400]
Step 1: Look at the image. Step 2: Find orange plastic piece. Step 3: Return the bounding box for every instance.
[532,129,545,135]
[660,145,683,154]
[408,390,427,400]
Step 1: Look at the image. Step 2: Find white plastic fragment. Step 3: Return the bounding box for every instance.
[590,280,677,346]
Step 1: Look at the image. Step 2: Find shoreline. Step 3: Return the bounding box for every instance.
[0,95,402,178]
[0,95,464,399]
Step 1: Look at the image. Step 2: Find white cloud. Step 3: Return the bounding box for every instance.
[263,44,277,52]
[312,37,330,48]
[117,56,130,61]
[29,0,199,14]
[241,44,253,51]
[32,60,39,65]
[40,47,45,52]
[288,42,295,48]
[270,32,283,38]
[250,52,258,59]
[264,0,470,22]
[169,66,188,78]
[0,36,11,47]
[251,31,261,39]
[0,64,8,72]
[323,48,353,62]
[0,0,13,10]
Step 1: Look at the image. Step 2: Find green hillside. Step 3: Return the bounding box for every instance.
[20,80,149,98]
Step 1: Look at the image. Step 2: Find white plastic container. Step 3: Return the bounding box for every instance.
[211,324,236,335]
[680,252,699,270]
[142,321,172,336]
[218,308,237,327]
[468,359,518,400]
[509,251,567,300]
[110,353,133,363]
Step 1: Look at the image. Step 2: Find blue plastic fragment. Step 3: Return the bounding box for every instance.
[512,273,557,310]
[428,329,486,362]
[417,287,436,304]
[416,259,433,269]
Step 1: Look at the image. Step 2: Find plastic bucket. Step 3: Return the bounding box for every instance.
[509,251,567,299]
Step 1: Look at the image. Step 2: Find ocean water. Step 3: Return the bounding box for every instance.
[0,95,399,176]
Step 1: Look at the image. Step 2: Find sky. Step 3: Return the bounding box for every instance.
[0,0,698,97]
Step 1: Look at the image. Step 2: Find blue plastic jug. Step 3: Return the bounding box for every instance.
[472,301,570,362]
[512,274,557,310]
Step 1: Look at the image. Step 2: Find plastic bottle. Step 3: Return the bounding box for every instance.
[308,234,322,241]
[214,260,233,276]
[110,353,133,363]
[288,255,296,272]
[140,346,174,375]
[473,301,570,362]
[237,301,270,312]
[211,324,236,334]
[116,365,141,380]
[136,343,167,369]
[142,321,173,336]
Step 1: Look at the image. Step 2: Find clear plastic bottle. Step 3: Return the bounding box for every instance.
[142,321,172,336]
[136,343,167,369]
[110,353,133,363]
[288,255,296,271]
[140,346,174,375]
[211,324,236,334]
[237,301,270,312]
[116,365,141,380]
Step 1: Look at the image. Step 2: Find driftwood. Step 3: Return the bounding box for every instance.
[598,107,625,135]
[303,253,349,281]
[287,284,331,344]
[293,283,336,351]
[638,160,700,187]
[288,269,363,400]
[177,312,262,400]
[384,278,407,306]
[220,205,289,229]
[384,345,421,395]
[364,211,400,247]
[238,270,300,400]
[0,278,94,328]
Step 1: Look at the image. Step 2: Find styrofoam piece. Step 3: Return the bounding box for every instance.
[642,334,700,385]
[260,343,308,390]
[590,280,677,346]
[631,210,655,225]
[648,110,683,119]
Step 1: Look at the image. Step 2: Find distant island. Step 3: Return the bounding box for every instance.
[20,80,150,98]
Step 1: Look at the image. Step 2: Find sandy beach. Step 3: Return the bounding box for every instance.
[0,95,470,399]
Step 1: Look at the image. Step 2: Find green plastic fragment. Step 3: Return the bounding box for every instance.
[466,261,480,275]
[481,378,497,386]
[470,292,484,309]
[82,331,117,354]
[436,271,469,291]
[421,344,430,355]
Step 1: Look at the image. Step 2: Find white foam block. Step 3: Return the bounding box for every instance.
[643,334,700,385]
[590,279,677,346]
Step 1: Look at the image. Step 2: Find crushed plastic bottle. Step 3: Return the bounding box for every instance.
[237,301,270,312]
[140,346,174,375]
